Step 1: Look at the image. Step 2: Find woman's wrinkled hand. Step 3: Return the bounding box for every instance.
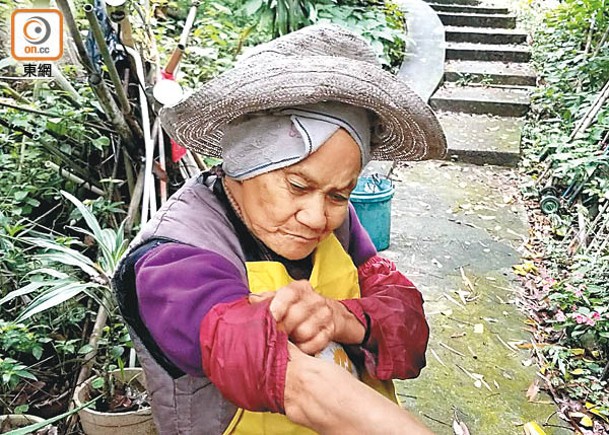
[249,281,337,355]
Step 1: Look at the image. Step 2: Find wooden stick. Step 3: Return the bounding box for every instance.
[66,302,108,433]
[570,79,609,141]
[592,24,609,58]
[123,148,135,196]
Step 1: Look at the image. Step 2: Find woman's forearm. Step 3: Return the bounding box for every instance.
[284,344,433,435]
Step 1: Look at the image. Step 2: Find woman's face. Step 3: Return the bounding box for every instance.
[233,128,362,260]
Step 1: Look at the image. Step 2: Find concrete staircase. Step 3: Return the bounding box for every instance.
[427,0,535,166]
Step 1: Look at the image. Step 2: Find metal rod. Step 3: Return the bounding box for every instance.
[84,3,131,115]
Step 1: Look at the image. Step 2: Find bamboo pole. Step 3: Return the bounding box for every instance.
[84,4,131,115]
[66,302,109,433]
[570,79,609,141]
[124,46,156,225]
[88,73,137,154]
[56,0,96,74]
[0,118,90,179]
[592,24,609,58]
[538,78,609,185]
[0,82,29,104]
[157,123,168,204]
[51,66,81,105]
[45,161,105,195]
[123,148,135,195]
[57,0,139,156]
[125,168,145,234]
[0,99,113,133]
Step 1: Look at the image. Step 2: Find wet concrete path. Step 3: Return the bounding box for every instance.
[385,161,571,434]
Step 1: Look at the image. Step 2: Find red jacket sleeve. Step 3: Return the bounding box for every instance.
[340,255,429,380]
[200,298,289,413]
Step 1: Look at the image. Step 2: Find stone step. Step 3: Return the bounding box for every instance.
[436,112,522,166]
[444,26,528,44]
[430,84,532,117]
[446,42,531,62]
[426,0,481,5]
[444,60,536,86]
[429,4,509,14]
[437,12,517,29]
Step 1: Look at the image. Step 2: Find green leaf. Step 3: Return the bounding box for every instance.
[15,370,37,381]
[0,280,55,306]
[14,404,29,414]
[78,344,94,354]
[13,191,28,201]
[3,396,100,435]
[91,377,104,389]
[243,0,263,15]
[16,282,97,321]
[110,345,124,359]
[60,191,104,242]
[32,346,43,360]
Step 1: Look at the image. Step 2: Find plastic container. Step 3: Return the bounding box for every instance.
[350,175,395,251]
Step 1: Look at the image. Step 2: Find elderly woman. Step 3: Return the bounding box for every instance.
[114,24,446,434]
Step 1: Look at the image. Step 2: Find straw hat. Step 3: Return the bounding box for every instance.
[160,24,447,161]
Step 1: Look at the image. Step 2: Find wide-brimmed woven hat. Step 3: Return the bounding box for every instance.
[160,24,447,161]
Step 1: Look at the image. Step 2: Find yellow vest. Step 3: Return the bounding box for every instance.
[224,234,398,434]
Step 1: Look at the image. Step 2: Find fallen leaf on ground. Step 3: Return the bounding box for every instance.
[452,410,471,435]
[523,421,547,434]
[569,412,594,427]
[526,379,539,402]
[430,348,446,367]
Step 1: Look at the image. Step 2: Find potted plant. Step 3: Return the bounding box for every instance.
[73,367,155,435]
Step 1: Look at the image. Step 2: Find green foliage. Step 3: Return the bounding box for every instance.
[0,358,37,392]
[0,191,128,321]
[315,1,407,72]
[546,262,609,346]
[0,321,45,361]
[241,0,318,38]
[520,0,609,427]
[154,0,249,86]
[525,0,609,202]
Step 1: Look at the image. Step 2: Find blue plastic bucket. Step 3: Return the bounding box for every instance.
[350,176,395,251]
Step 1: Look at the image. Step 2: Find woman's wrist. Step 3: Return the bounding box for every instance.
[329,299,367,345]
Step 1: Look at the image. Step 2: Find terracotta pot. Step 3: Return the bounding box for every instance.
[73,368,156,435]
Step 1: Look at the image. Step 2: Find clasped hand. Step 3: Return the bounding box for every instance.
[249,280,339,356]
